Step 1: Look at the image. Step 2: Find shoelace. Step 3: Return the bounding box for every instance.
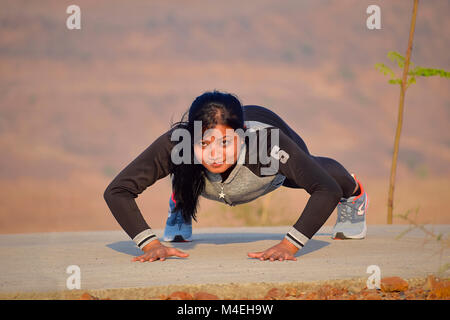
[337,199,355,222]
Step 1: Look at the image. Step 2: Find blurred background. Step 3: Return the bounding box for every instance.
[0,0,449,234]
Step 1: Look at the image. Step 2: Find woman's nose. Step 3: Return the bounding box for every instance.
[209,146,222,161]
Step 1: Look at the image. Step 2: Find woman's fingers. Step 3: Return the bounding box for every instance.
[133,246,297,262]
[131,247,189,263]
[248,250,274,260]
[248,249,297,261]
[168,248,189,258]
[131,251,159,262]
[131,253,148,262]
[286,254,297,261]
[142,254,154,262]
[263,250,276,261]
[247,251,263,258]
[269,253,281,261]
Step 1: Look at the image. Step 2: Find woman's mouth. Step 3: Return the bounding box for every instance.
[210,162,222,168]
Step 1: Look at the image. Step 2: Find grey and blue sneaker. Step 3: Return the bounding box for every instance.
[332,174,369,240]
[163,192,192,242]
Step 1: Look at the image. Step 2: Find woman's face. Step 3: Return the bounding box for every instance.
[193,124,244,174]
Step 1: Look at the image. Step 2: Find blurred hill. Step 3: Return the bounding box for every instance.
[0,0,449,233]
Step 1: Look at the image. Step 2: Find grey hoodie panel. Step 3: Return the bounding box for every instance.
[202,167,286,206]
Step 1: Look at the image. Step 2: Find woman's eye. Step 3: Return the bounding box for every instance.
[222,140,231,146]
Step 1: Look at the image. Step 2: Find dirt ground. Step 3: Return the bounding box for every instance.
[1,275,448,300]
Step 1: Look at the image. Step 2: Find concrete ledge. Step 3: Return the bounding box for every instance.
[0,225,448,293]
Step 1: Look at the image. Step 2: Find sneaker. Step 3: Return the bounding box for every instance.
[163,192,193,242]
[331,174,368,240]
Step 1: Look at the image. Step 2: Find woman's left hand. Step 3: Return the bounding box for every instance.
[247,239,299,261]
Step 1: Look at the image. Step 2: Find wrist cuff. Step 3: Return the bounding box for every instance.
[284,227,309,250]
[133,229,158,250]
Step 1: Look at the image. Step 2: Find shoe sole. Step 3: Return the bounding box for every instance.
[163,235,193,242]
[332,222,367,240]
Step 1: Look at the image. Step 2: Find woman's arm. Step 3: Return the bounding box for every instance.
[276,128,343,250]
[103,128,175,250]
[248,128,343,260]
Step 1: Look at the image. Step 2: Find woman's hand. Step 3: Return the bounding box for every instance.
[247,239,298,261]
[131,239,189,262]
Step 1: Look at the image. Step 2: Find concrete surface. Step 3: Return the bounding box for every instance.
[0,225,449,293]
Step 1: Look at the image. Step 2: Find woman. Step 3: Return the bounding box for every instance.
[103,90,369,262]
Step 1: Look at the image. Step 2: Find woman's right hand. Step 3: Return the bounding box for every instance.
[131,239,189,262]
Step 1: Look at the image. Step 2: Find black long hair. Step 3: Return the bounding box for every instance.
[169,90,245,222]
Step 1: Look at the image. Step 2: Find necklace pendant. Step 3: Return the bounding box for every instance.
[218,185,226,199]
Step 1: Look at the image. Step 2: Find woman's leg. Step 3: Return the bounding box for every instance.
[309,156,358,199]
[277,117,358,199]
[244,105,367,240]
[261,107,368,239]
